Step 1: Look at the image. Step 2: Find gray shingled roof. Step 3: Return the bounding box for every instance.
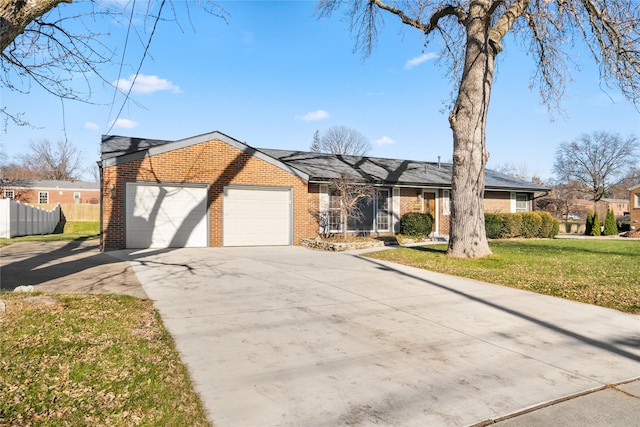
[259,148,548,192]
[99,133,547,192]
[101,135,172,160]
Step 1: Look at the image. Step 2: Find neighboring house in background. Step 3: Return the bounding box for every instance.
[1,180,100,205]
[630,184,640,230]
[601,198,629,218]
[99,131,549,250]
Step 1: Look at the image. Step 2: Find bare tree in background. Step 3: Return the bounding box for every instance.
[0,0,225,127]
[310,130,322,152]
[553,131,639,209]
[19,139,84,180]
[318,0,640,258]
[495,162,542,184]
[318,126,371,156]
[328,175,376,239]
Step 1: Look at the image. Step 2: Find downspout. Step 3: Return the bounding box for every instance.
[97,160,104,251]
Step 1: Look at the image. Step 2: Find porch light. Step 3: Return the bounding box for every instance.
[110,185,117,199]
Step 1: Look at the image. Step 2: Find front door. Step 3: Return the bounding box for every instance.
[423,192,436,233]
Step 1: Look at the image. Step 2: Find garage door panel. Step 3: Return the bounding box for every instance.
[126,183,208,248]
[223,187,291,247]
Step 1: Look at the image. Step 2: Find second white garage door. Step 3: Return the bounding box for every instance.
[126,183,208,248]
[223,186,292,246]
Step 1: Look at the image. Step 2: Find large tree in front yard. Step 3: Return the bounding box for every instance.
[318,0,640,258]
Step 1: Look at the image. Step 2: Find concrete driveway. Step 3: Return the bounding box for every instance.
[112,246,640,426]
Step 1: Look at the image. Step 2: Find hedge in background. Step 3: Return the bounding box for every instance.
[400,212,434,236]
[484,212,559,239]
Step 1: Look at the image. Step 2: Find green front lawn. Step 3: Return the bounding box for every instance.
[0,293,210,426]
[0,221,100,247]
[364,239,640,314]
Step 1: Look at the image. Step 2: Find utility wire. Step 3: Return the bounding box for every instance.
[105,0,166,135]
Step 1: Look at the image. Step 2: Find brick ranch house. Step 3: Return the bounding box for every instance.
[630,184,640,230]
[99,131,548,250]
[1,180,99,205]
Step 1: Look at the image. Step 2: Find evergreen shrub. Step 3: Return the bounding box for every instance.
[603,209,618,236]
[521,212,543,238]
[483,212,559,239]
[585,212,593,236]
[590,211,601,236]
[400,212,433,236]
[484,213,502,239]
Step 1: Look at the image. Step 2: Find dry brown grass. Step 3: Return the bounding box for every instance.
[0,293,210,426]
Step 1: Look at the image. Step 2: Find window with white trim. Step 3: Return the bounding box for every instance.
[328,188,342,232]
[376,189,390,231]
[442,189,450,216]
[4,190,14,200]
[327,188,390,233]
[635,193,640,208]
[38,191,48,204]
[515,193,528,212]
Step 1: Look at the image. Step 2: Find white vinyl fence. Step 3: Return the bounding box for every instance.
[0,199,61,238]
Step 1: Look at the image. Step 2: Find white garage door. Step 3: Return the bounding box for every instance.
[126,183,208,248]
[223,186,291,246]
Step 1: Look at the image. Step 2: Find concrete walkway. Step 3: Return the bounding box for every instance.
[109,246,640,427]
[0,240,146,298]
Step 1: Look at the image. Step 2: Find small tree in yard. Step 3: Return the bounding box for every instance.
[329,175,375,240]
[603,209,618,236]
[589,211,601,236]
[585,212,593,236]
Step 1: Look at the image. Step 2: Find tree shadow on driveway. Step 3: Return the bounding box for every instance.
[0,240,190,299]
[356,255,640,364]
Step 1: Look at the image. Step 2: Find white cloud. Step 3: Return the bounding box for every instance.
[404,53,438,70]
[114,74,182,94]
[375,136,396,146]
[110,118,139,129]
[84,122,100,131]
[297,109,330,122]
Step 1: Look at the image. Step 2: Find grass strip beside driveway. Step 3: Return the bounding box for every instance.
[0,222,100,247]
[364,239,640,314]
[0,293,210,426]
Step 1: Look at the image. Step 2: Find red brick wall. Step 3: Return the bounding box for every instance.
[483,191,511,213]
[102,138,316,249]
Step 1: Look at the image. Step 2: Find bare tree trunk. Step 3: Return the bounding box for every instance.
[447,0,494,258]
[0,0,70,52]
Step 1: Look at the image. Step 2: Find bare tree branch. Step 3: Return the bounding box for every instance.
[318,126,372,156]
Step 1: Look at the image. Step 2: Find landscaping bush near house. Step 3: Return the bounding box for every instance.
[485,214,503,239]
[400,212,433,236]
[520,212,543,238]
[484,212,559,239]
[539,212,560,238]
[603,209,618,236]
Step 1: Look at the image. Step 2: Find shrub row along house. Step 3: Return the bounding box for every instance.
[99,131,549,250]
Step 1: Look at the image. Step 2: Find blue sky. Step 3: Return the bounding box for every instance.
[2,1,639,182]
